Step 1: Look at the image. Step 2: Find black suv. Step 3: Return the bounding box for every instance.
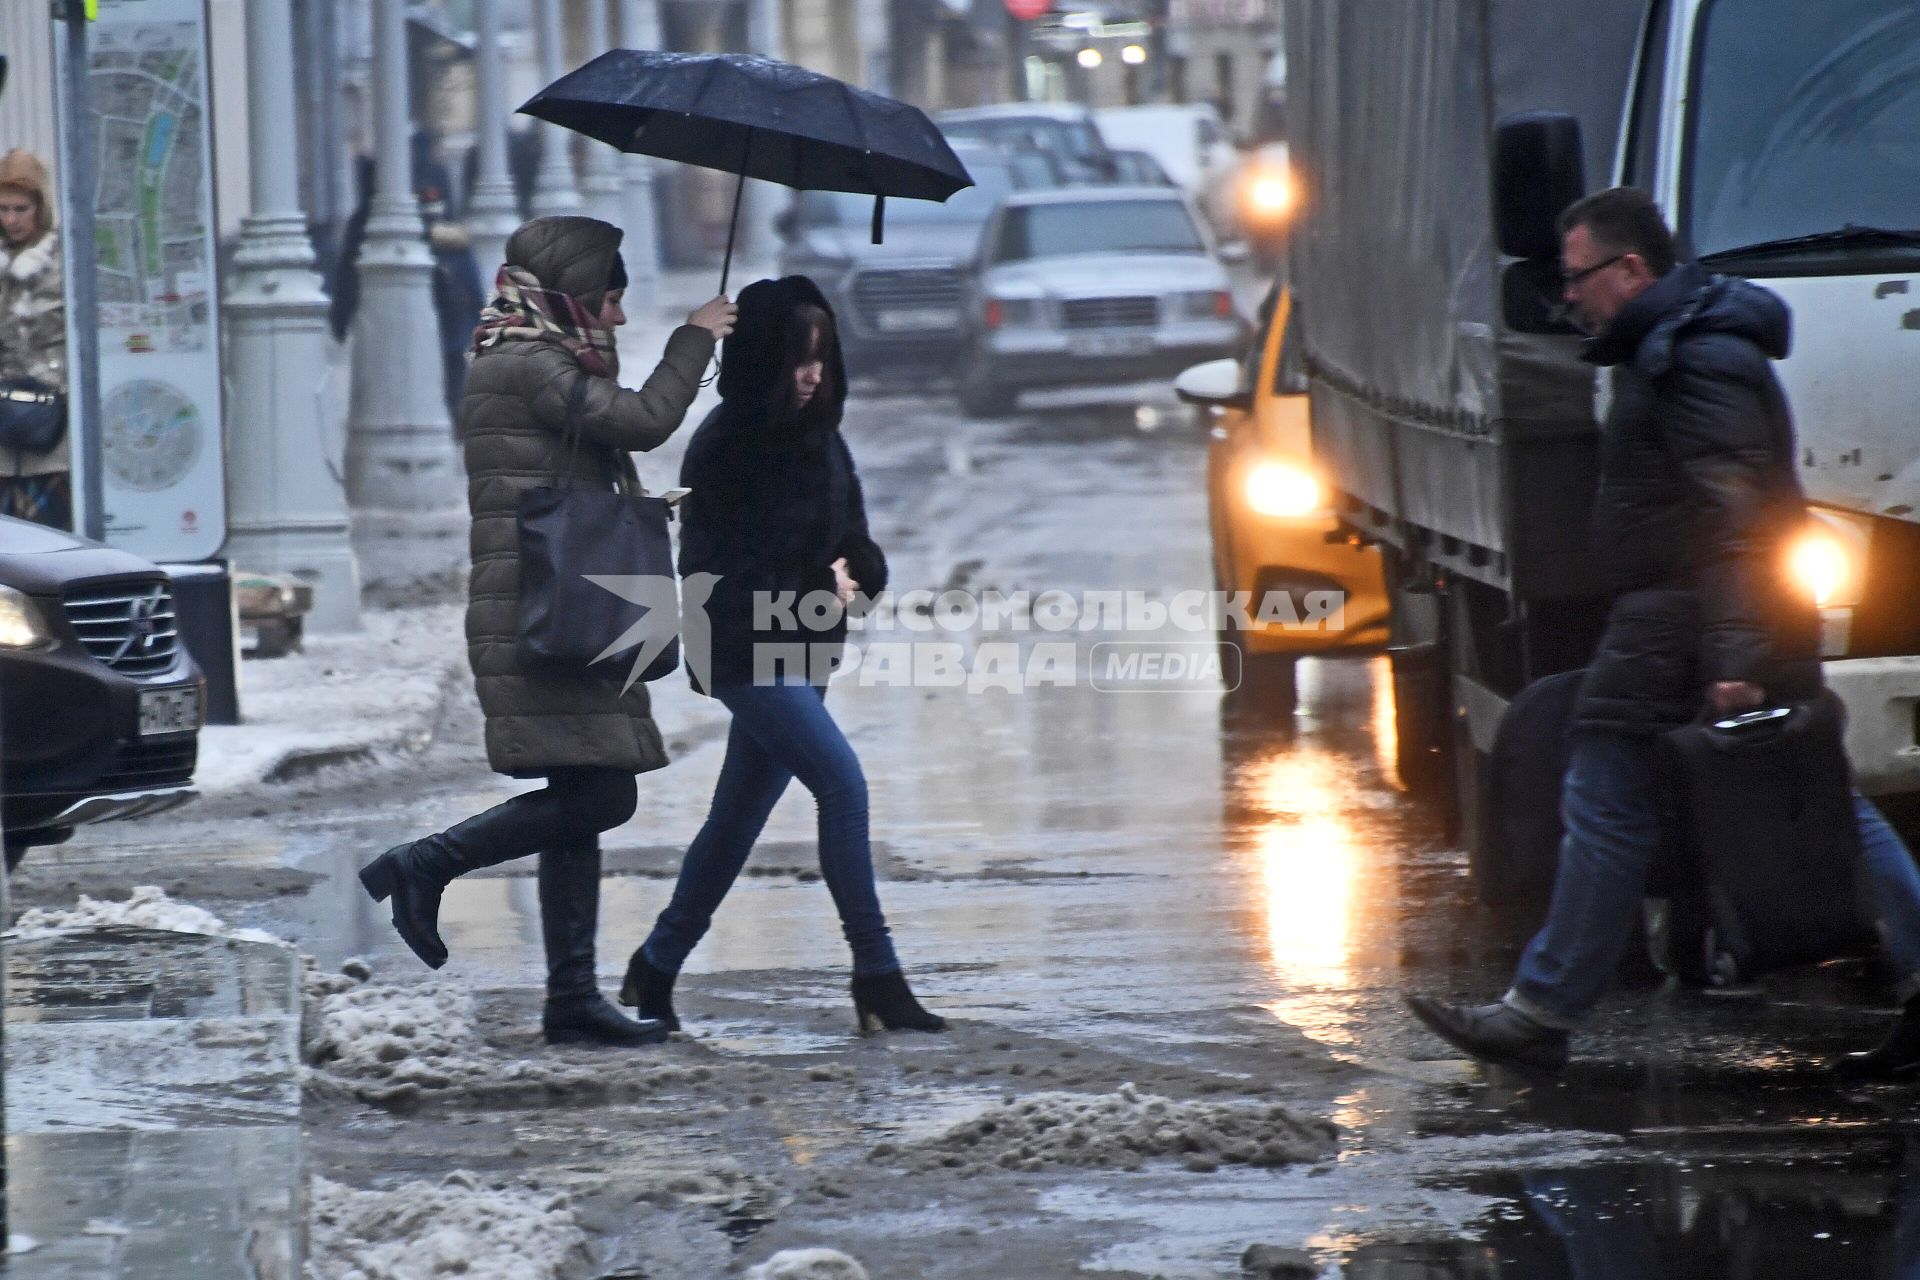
[0,516,202,868]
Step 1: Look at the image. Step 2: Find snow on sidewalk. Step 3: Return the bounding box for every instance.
[195,604,466,795]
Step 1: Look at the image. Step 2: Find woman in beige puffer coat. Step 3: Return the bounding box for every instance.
[360,216,736,1047]
[0,149,69,529]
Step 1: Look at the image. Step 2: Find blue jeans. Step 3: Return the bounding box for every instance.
[1505,732,1920,1029]
[642,680,901,977]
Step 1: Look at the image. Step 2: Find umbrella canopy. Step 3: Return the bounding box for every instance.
[521,51,974,290]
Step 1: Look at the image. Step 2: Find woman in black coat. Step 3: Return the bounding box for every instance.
[621,276,944,1034]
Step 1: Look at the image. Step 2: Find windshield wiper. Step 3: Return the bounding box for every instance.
[1700,225,1920,262]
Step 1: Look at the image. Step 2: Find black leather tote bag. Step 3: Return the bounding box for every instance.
[0,376,66,454]
[515,377,680,682]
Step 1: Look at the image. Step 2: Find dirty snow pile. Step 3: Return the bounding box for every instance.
[302,967,706,1107]
[746,1249,870,1280]
[307,1172,591,1280]
[10,885,282,944]
[879,1082,1336,1175]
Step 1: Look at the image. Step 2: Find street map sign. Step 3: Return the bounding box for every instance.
[80,0,226,560]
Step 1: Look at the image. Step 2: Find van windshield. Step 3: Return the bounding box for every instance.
[1686,0,1920,266]
[992,199,1204,262]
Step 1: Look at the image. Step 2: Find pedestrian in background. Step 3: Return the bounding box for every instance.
[619,275,947,1037]
[0,149,69,530]
[359,215,737,1048]
[1407,189,1920,1078]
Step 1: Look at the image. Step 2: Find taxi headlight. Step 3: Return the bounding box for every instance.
[1245,460,1321,519]
[0,584,54,650]
[1241,169,1298,223]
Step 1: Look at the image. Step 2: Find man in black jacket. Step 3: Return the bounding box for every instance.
[1407,189,1920,1077]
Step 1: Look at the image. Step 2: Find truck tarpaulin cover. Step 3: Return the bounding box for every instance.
[1283,0,1645,432]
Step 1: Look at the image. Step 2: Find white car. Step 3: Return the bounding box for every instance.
[1093,103,1241,236]
[956,187,1244,417]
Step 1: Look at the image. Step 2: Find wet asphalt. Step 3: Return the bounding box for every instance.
[16,372,1920,1278]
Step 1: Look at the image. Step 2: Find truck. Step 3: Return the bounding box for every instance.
[1281,0,1920,894]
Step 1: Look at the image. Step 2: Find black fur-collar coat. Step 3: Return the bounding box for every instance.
[677,276,888,693]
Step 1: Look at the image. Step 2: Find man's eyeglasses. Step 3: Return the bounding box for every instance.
[1560,254,1626,288]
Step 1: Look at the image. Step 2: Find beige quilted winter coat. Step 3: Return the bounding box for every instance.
[460,216,714,777]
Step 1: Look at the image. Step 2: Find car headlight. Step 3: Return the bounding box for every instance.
[1244,460,1321,519]
[984,297,1044,329]
[0,584,54,649]
[1238,166,1300,233]
[1177,290,1234,320]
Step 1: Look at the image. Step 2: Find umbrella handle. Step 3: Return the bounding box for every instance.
[720,127,753,297]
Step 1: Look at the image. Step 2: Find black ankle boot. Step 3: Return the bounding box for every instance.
[1837,995,1920,1081]
[538,842,668,1048]
[852,970,946,1033]
[359,838,460,969]
[618,948,681,1032]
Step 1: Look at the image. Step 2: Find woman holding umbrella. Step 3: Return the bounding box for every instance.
[359,215,736,1049]
[618,275,945,1035]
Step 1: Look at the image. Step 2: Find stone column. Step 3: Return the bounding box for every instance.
[577,0,627,228]
[530,0,586,217]
[467,0,522,285]
[225,0,362,631]
[345,0,461,516]
[616,0,663,293]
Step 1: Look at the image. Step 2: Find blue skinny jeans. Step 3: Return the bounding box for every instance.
[642,680,900,977]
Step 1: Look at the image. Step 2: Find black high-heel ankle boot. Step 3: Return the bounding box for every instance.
[618,948,681,1032]
[851,970,946,1033]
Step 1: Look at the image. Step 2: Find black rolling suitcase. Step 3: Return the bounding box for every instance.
[1657,691,1875,986]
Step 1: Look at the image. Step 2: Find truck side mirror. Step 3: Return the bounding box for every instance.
[1494,112,1585,261]
[1495,112,1586,334]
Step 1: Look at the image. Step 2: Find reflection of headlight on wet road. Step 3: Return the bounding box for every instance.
[1244,460,1321,518]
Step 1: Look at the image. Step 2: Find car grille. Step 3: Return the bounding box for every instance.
[849,268,964,325]
[1061,296,1159,328]
[97,737,198,791]
[63,580,181,679]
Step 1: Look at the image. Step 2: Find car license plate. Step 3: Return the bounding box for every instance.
[139,685,200,737]
[1068,332,1155,357]
[874,308,953,333]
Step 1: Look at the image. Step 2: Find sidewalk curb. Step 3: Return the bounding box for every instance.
[254,657,469,787]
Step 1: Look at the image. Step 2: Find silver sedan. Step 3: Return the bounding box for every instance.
[956,187,1244,417]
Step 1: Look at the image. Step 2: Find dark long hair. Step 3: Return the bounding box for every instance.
[773,302,839,427]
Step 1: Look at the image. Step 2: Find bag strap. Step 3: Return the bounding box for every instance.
[556,374,590,490]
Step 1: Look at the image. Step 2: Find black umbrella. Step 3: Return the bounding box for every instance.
[520,51,974,292]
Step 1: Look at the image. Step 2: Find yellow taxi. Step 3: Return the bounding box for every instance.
[1175,285,1390,695]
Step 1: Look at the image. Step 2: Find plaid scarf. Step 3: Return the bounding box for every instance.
[471,264,619,379]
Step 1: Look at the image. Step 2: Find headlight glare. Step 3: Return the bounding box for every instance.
[0,584,54,649]
[1244,460,1321,518]
[1788,530,1854,608]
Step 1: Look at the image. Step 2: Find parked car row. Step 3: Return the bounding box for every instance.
[776,105,1254,415]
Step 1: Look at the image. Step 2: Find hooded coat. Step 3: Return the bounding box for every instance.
[460,216,716,776]
[1573,262,1821,734]
[677,276,888,694]
[0,149,66,479]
